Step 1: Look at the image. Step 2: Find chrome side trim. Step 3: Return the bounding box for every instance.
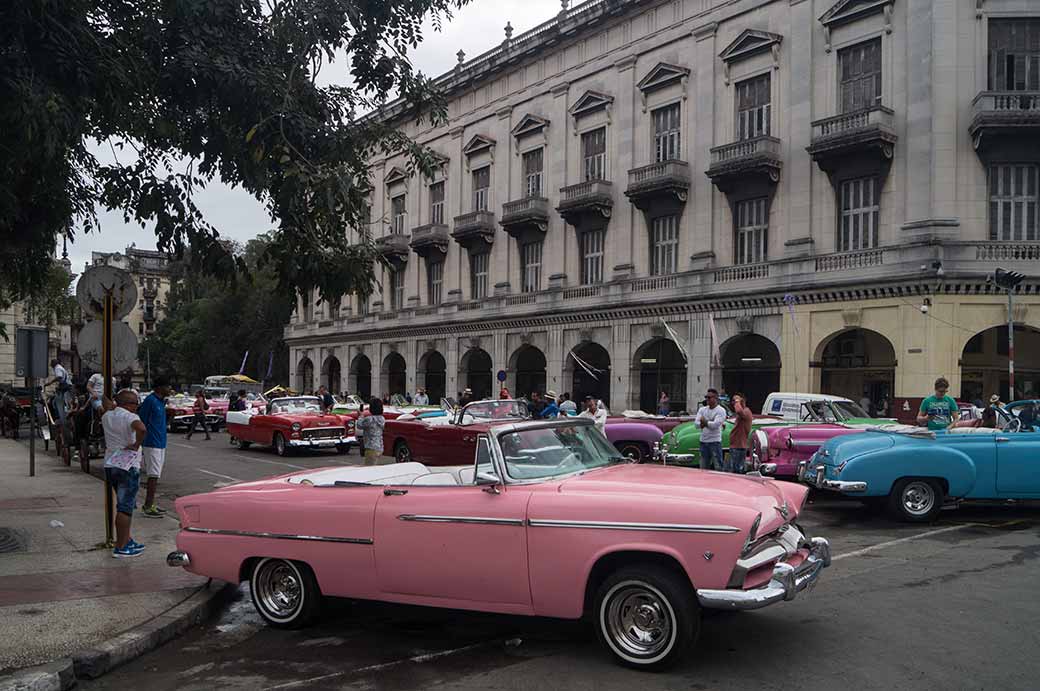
[527,519,740,534]
[397,514,525,526]
[183,526,373,544]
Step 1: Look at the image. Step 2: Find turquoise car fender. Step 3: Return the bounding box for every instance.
[842,446,977,497]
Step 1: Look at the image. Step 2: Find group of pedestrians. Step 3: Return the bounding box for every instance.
[695,388,754,474]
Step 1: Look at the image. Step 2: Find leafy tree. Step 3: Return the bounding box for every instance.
[140,234,294,387]
[1,0,467,318]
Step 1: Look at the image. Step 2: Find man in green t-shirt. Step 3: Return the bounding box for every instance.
[916,377,960,431]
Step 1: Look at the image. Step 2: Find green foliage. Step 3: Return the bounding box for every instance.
[139,234,294,386]
[1,0,468,307]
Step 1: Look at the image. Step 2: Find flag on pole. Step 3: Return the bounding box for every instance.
[265,351,274,380]
[238,350,249,375]
[660,318,689,364]
[706,314,721,366]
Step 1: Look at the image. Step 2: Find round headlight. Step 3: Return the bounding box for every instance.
[291,422,302,432]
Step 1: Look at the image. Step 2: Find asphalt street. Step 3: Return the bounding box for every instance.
[18,429,1040,689]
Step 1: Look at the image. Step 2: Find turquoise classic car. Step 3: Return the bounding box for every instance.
[799,400,1040,522]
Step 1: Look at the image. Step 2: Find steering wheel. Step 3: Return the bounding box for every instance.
[1003,417,1022,434]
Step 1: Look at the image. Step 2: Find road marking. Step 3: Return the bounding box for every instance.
[171,442,195,449]
[197,468,241,483]
[263,642,487,690]
[832,524,978,562]
[232,454,305,470]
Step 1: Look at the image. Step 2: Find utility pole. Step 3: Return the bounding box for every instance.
[989,268,1025,401]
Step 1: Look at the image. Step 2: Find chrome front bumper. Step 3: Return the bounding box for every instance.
[697,537,831,611]
[287,435,356,448]
[167,550,191,567]
[664,453,699,464]
[798,460,868,492]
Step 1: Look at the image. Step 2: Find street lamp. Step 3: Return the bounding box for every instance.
[988,268,1026,400]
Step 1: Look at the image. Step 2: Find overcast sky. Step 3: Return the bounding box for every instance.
[68,0,559,273]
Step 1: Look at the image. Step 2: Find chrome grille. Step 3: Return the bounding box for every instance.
[301,426,344,440]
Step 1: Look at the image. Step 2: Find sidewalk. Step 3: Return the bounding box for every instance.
[0,438,227,684]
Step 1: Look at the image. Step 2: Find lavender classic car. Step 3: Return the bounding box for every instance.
[169,418,831,670]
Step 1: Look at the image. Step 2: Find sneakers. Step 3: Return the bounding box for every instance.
[141,505,166,518]
[127,539,147,552]
[112,543,144,558]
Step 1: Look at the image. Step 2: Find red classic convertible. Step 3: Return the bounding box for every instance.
[226,396,356,456]
[384,399,529,465]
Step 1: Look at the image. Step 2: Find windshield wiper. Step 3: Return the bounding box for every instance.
[333,480,371,487]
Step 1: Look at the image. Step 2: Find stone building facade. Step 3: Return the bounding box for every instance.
[285,0,1040,414]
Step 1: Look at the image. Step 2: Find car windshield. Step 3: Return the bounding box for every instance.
[498,423,625,480]
[271,397,322,414]
[460,400,528,421]
[832,400,870,419]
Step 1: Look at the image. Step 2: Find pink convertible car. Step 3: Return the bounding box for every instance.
[168,418,831,670]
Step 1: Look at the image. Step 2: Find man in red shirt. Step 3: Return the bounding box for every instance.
[727,392,754,473]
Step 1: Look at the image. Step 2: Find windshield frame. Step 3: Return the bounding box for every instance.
[494,418,625,484]
[270,396,323,415]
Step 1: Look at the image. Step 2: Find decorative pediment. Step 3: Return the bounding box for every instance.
[462,134,496,157]
[511,114,550,153]
[719,30,783,84]
[569,90,614,134]
[636,63,690,111]
[384,166,409,187]
[842,308,863,328]
[736,315,755,335]
[819,0,893,51]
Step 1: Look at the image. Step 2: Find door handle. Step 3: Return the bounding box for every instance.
[995,437,1010,442]
[383,488,408,495]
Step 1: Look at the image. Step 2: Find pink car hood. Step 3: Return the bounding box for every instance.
[556,464,804,531]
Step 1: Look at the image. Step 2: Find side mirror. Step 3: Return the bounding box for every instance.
[476,471,502,494]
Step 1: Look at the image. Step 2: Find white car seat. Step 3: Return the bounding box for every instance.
[411,473,460,486]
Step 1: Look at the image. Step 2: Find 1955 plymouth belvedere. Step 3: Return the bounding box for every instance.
[168,418,830,670]
[225,396,355,456]
[799,402,1040,522]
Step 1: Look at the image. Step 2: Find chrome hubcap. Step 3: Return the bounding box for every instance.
[902,481,935,516]
[255,560,302,620]
[606,585,672,658]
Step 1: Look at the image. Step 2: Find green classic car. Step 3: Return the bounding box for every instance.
[660,399,891,466]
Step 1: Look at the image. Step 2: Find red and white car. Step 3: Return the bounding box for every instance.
[226,396,356,456]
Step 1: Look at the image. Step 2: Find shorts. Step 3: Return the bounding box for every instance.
[142,447,166,479]
[363,448,388,466]
[105,467,141,515]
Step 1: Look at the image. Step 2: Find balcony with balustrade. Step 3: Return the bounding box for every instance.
[624,160,691,212]
[969,91,1040,160]
[556,180,613,227]
[705,136,782,194]
[375,233,410,267]
[452,210,496,251]
[409,224,449,259]
[500,197,551,241]
[807,106,897,178]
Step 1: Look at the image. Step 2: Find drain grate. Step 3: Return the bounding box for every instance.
[0,527,27,553]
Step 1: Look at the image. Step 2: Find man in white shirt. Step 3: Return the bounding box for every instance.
[578,396,607,432]
[101,390,147,558]
[559,393,577,414]
[413,388,429,406]
[694,388,727,471]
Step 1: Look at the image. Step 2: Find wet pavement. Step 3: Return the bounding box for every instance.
[81,498,1040,690]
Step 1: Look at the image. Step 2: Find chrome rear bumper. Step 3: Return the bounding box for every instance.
[697,537,831,611]
[798,460,868,492]
[167,550,191,567]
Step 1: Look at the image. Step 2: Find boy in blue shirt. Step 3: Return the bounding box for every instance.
[138,376,171,517]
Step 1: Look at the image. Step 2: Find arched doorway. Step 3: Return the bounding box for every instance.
[321,356,341,393]
[511,346,546,399]
[459,348,493,400]
[417,350,446,402]
[634,338,687,414]
[350,353,372,400]
[296,357,314,393]
[960,324,1040,403]
[382,352,407,398]
[721,334,780,414]
[818,329,895,411]
[569,342,611,406]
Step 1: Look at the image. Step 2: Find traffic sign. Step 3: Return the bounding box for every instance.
[15,326,48,379]
[497,370,507,383]
[76,265,138,321]
[78,320,139,372]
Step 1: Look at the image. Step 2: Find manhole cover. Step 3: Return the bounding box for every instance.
[0,527,27,554]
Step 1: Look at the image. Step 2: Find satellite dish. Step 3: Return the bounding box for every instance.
[76,265,138,321]
[78,321,139,372]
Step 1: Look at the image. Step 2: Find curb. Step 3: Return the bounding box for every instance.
[0,581,237,691]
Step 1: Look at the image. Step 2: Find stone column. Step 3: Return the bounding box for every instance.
[446,337,460,400]
[902,0,935,231]
[688,316,712,408]
[613,55,638,277]
[405,339,417,395]
[547,327,565,397]
[692,22,719,267]
[613,321,632,412]
[786,0,815,255]
[549,83,571,284]
[493,330,508,395]
[495,107,513,293]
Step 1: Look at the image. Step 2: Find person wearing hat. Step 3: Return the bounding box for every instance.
[459,388,474,408]
[981,394,1002,429]
[541,391,560,419]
